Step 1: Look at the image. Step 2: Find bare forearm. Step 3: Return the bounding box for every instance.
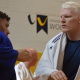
[17,49,31,62]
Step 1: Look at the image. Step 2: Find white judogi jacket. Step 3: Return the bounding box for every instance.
[35,32,67,80]
[15,62,33,80]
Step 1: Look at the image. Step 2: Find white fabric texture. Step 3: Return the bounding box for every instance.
[35,32,67,80]
[15,62,33,80]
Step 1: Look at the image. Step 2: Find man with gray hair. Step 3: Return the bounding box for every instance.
[35,1,80,80]
[15,47,39,80]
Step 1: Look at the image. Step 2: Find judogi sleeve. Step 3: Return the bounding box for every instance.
[35,43,58,80]
[0,31,18,68]
[15,63,28,80]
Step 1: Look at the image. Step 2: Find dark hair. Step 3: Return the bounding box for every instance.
[0,11,10,22]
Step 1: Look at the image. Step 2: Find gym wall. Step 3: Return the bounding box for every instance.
[0,0,80,73]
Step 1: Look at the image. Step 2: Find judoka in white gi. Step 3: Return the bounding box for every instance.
[15,48,40,80]
[35,1,80,80]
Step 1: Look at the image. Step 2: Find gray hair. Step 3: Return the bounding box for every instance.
[62,1,80,13]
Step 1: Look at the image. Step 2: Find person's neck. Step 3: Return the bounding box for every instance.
[67,32,80,41]
[23,62,30,69]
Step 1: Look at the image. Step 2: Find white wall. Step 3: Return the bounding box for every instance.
[0,0,80,52]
